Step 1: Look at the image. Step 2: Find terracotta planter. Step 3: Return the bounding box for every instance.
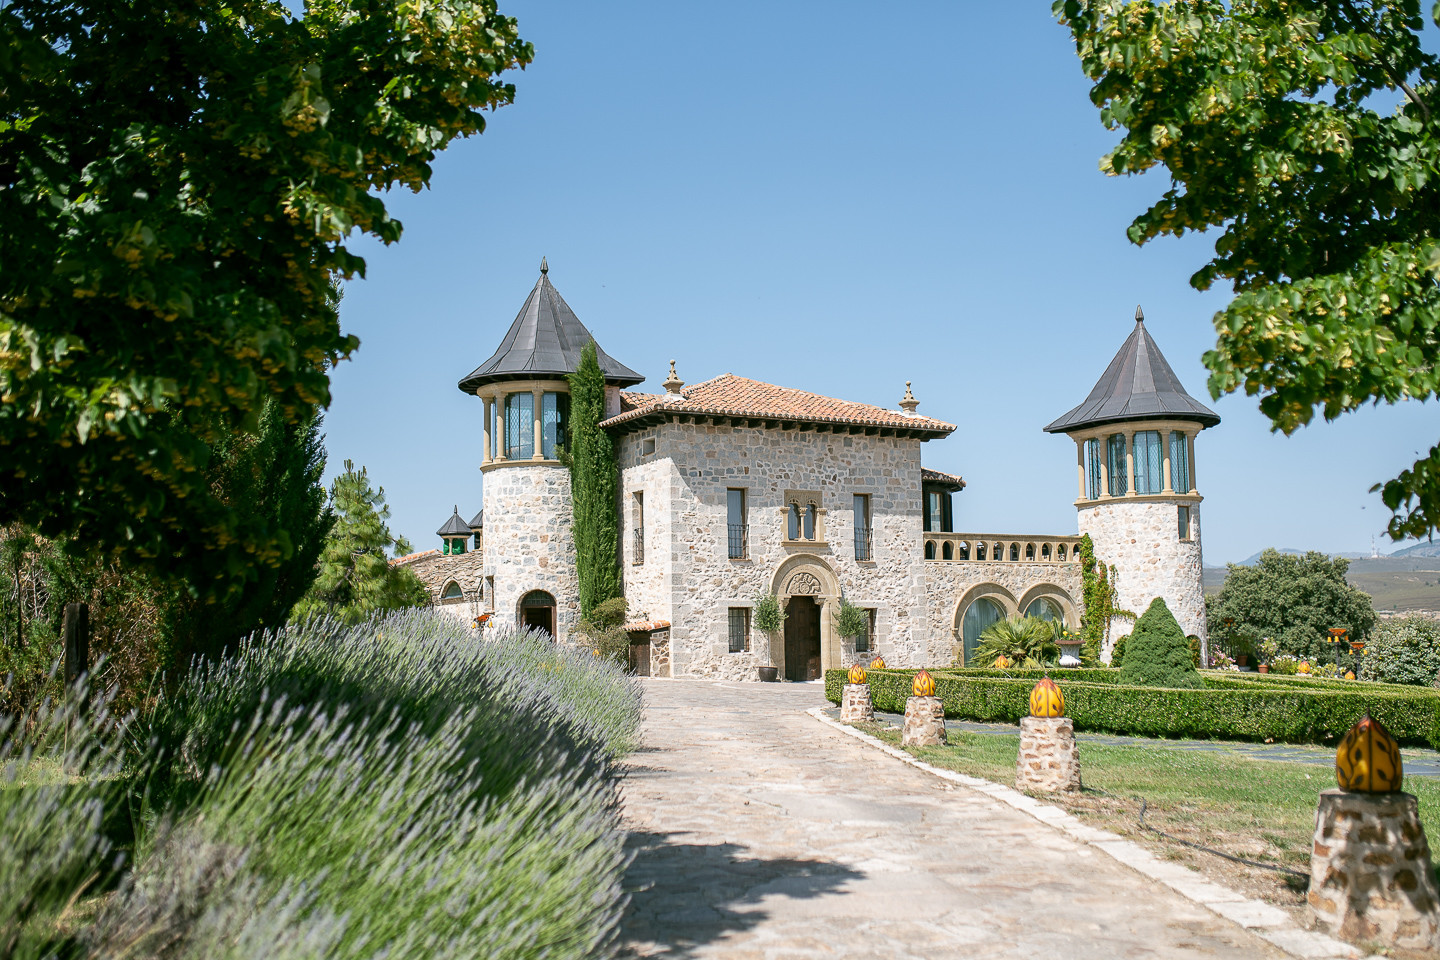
[1236,655,1249,667]
[1258,664,1270,674]
[757,666,779,682]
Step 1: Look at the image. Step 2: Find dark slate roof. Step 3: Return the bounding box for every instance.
[1044,309,1220,433]
[457,264,644,393]
[436,506,471,537]
[468,510,483,530]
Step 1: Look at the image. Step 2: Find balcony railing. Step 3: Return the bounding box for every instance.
[923,532,1084,563]
[632,528,644,565]
[727,524,748,560]
[854,529,873,561]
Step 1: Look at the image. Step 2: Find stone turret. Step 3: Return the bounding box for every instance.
[456,261,643,641]
[1044,307,1219,654]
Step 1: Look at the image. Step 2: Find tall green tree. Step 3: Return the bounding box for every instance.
[1117,597,1205,689]
[291,461,427,624]
[0,0,531,597]
[567,343,621,618]
[1206,549,1377,662]
[1055,0,1440,539]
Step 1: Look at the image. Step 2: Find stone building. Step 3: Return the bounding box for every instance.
[419,263,1216,677]
[393,506,486,622]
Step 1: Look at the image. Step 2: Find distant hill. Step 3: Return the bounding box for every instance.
[1205,552,1440,613]
[1391,541,1440,559]
[1236,548,1306,567]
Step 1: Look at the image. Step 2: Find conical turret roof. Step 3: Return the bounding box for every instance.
[1044,308,1219,434]
[436,506,471,537]
[458,262,644,393]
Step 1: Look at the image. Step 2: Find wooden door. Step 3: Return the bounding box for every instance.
[784,596,821,681]
[629,638,651,676]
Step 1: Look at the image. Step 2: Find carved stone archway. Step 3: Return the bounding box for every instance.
[770,555,842,675]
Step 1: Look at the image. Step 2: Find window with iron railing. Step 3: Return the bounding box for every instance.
[727,488,748,559]
[632,527,644,565]
[853,494,872,560]
[727,524,748,560]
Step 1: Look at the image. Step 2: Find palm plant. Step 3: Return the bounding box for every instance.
[973,616,1060,668]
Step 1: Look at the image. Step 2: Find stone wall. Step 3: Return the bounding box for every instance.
[482,462,579,643]
[1078,498,1206,649]
[394,549,487,623]
[922,561,1084,666]
[617,420,931,677]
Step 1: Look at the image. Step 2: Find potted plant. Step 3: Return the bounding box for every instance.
[1257,635,1278,674]
[752,592,786,681]
[1230,632,1255,668]
[833,599,871,661]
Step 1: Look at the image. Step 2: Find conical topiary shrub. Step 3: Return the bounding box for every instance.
[1116,597,1204,689]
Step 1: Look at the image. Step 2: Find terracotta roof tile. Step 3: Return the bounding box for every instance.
[391,549,441,566]
[922,467,966,490]
[622,620,671,632]
[606,374,954,436]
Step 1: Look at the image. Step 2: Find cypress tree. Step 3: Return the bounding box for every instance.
[1116,596,1204,689]
[568,343,621,618]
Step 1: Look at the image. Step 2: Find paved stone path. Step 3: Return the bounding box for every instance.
[617,679,1292,959]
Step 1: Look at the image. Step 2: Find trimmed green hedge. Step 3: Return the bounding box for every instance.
[825,668,1440,747]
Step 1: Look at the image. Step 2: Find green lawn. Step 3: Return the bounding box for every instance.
[859,721,1440,895]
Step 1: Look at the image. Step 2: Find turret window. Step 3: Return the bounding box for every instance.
[542,392,569,459]
[1178,505,1192,541]
[504,392,534,460]
[1133,430,1163,495]
[1084,438,1102,500]
[1170,431,1190,492]
[1106,433,1128,497]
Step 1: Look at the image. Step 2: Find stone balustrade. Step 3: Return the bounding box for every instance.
[922,532,1084,564]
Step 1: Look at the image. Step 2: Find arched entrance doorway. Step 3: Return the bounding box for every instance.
[784,596,822,681]
[520,590,556,638]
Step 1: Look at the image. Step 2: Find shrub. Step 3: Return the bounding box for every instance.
[573,596,631,667]
[970,616,1058,668]
[1358,615,1440,687]
[753,592,787,635]
[1110,634,1129,668]
[1117,598,1203,689]
[833,600,869,643]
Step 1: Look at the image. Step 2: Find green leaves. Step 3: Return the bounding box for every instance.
[1055,0,1440,538]
[568,343,621,620]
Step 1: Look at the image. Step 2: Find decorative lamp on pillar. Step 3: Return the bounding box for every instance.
[1016,676,1081,793]
[901,669,945,747]
[840,662,873,723]
[1309,714,1440,950]
[869,656,887,670]
[1327,628,1348,669]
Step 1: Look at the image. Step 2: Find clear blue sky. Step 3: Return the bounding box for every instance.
[323,1,1438,566]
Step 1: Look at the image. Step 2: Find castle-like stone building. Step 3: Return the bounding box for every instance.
[398,266,1218,678]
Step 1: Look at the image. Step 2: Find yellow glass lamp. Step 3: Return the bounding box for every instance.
[848,663,867,685]
[1298,661,1312,675]
[1336,714,1403,793]
[869,656,887,670]
[1029,676,1065,718]
[994,655,1012,669]
[912,669,936,698]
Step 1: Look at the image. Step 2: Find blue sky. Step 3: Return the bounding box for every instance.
[323,1,1438,565]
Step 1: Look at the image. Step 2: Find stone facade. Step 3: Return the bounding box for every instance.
[1079,497,1206,651]
[394,549,486,623]
[923,560,1084,666]
[481,461,579,643]
[840,683,874,722]
[618,420,930,678]
[1015,716,1082,793]
[1309,788,1440,950]
[901,695,946,746]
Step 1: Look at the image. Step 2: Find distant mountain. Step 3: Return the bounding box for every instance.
[1391,541,1440,559]
[1237,548,1307,567]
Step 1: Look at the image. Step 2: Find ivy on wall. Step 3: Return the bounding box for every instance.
[1077,533,1133,664]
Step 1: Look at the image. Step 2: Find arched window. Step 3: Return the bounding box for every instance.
[976,542,987,561]
[1025,596,1064,622]
[440,581,464,602]
[942,541,954,560]
[803,502,817,540]
[961,597,1005,665]
[1009,543,1019,562]
[1024,543,1035,561]
[957,541,970,560]
[520,590,556,639]
[924,540,936,560]
[1041,543,1052,561]
[787,502,801,540]
[1057,544,1067,561]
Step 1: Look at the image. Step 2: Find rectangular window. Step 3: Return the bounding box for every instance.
[787,501,800,540]
[1178,505,1191,541]
[727,488,747,559]
[504,392,534,460]
[632,492,644,565]
[925,491,941,532]
[1133,430,1163,495]
[1170,431,1190,492]
[853,494,872,560]
[1106,433,1128,497]
[855,608,876,653]
[541,392,569,459]
[728,607,750,653]
[1084,438,1103,500]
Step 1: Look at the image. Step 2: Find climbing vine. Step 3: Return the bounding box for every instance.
[1078,534,1133,664]
[567,343,621,618]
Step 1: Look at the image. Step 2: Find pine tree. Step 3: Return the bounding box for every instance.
[291,461,428,625]
[567,343,621,618]
[1117,597,1204,689]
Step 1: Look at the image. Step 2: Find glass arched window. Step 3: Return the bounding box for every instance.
[961,597,1005,665]
[504,393,534,460]
[542,392,569,459]
[787,502,801,540]
[1134,430,1163,494]
[1024,597,1063,622]
[1170,431,1191,492]
[803,503,817,540]
[441,581,464,601]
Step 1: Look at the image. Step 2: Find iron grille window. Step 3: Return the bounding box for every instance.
[727,489,748,559]
[1084,438,1103,500]
[853,494,872,560]
[855,609,876,653]
[504,392,534,460]
[632,528,644,565]
[728,525,748,559]
[632,491,644,565]
[1134,430,1163,494]
[728,608,750,653]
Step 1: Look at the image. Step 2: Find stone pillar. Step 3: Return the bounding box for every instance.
[840,683,873,723]
[1015,716,1082,793]
[901,695,945,747]
[532,387,544,460]
[1309,789,1440,951]
[482,395,493,464]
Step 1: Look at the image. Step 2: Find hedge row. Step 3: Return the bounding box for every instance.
[825,669,1440,747]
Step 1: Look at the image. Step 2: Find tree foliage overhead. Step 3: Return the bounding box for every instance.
[1206,548,1377,661]
[1054,0,1440,539]
[1117,596,1205,688]
[291,461,427,624]
[0,0,531,591]
[567,343,621,619]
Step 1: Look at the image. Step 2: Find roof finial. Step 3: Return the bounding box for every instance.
[899,381,919,415]
[1135,304,1144,323]
[663,359,684,396]
[540,256,548,275]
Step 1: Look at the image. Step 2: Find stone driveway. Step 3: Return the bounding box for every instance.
[617,679,1291,959]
